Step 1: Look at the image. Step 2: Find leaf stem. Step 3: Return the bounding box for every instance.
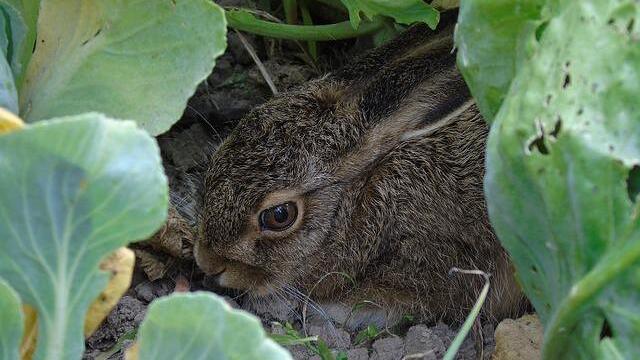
[443,268,490,360]
[299,0,317,60]
[542,237,640,359]
[225,9,385,41]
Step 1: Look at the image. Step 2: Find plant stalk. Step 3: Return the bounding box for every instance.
[225,9,384,41]
[443,268,490,360]
[299,0,317,60]
[542,236,640,359]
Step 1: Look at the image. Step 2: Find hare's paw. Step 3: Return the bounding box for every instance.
[134,205,196,281]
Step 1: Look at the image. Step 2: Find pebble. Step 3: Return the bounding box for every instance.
[403,325,446,360]
[347,347,370,360]
[133,281,155,303]
[370,336,404,360]
[493,314,542,360]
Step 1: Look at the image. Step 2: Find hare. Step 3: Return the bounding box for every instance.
[193,22,525,327]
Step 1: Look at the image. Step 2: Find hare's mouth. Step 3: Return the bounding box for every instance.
[202,263,274,296]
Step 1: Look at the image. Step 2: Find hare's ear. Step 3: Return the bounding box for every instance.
[333,24,476,181]
[332,11,459,84]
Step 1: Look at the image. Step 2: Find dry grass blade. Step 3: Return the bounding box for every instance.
[234,29,279,95]
[443,267,491,360]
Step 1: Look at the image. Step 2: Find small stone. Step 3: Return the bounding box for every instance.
[403,325,446,360]
[134,281,155,303]
[270,322,286,336]
[493,314,543,360]
[307,324,350,349]
[429,322,457,347]
[289,345,315,360]
[347,347,370,360]
[370,336,404,360]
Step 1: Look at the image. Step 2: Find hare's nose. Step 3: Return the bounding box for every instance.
[194,240,227,273]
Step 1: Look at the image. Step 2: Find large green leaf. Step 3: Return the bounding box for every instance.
[137,292,292,360]
[0,113,168,360]
[455,0,544,122]
[0,279,22,360]
[457,0,640,358]
[339,0,439,30]
[18,0,227,135]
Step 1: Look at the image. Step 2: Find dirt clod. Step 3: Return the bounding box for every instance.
[347,348,370,360]
[404,325,446,359]
[86,296,145,352]
[493,314,542,360]
[160,123,214,171]
[370,336,405,360]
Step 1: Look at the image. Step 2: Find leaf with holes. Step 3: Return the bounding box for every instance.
[339,0,439,30]
[18,0,226,135]
[0,279,23,360]
[0,113,167,360]
[455,0,545,122]
[135,292,292,360]
[458,0,640,358]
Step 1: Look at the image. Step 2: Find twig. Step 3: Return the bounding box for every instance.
[234,29,279,95]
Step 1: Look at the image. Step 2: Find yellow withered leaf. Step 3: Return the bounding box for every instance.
[20,305,37,360]
[124,342,139,360]
[0,107,24,134]
[84,247,136,337]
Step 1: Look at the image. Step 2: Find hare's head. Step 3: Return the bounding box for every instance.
[194,82,358,294]
[194,24,469,295]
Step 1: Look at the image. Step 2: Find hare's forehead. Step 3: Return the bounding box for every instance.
[208,155,303,190]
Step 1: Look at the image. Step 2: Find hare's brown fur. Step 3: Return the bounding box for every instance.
[195,23,525,325]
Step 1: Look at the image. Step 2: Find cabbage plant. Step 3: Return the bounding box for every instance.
[132,292,292,360]
[0,1,291,359]
[0,113,168,360]
[1,0,226,135]
[457,0,640,358]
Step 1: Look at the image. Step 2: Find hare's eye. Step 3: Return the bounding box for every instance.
[259,202,298,231]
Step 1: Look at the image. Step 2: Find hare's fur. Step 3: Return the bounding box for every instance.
[195,23,525,325]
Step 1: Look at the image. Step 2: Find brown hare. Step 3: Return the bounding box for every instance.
[193,22,525,327]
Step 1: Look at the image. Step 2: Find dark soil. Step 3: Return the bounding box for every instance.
[83,2,497,359]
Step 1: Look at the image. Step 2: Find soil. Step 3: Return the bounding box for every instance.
[83,2,498,359]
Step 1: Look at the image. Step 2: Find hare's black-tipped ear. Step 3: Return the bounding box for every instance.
[332,22,476,181]
[354,21,468,124]
[332,20,470,128]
